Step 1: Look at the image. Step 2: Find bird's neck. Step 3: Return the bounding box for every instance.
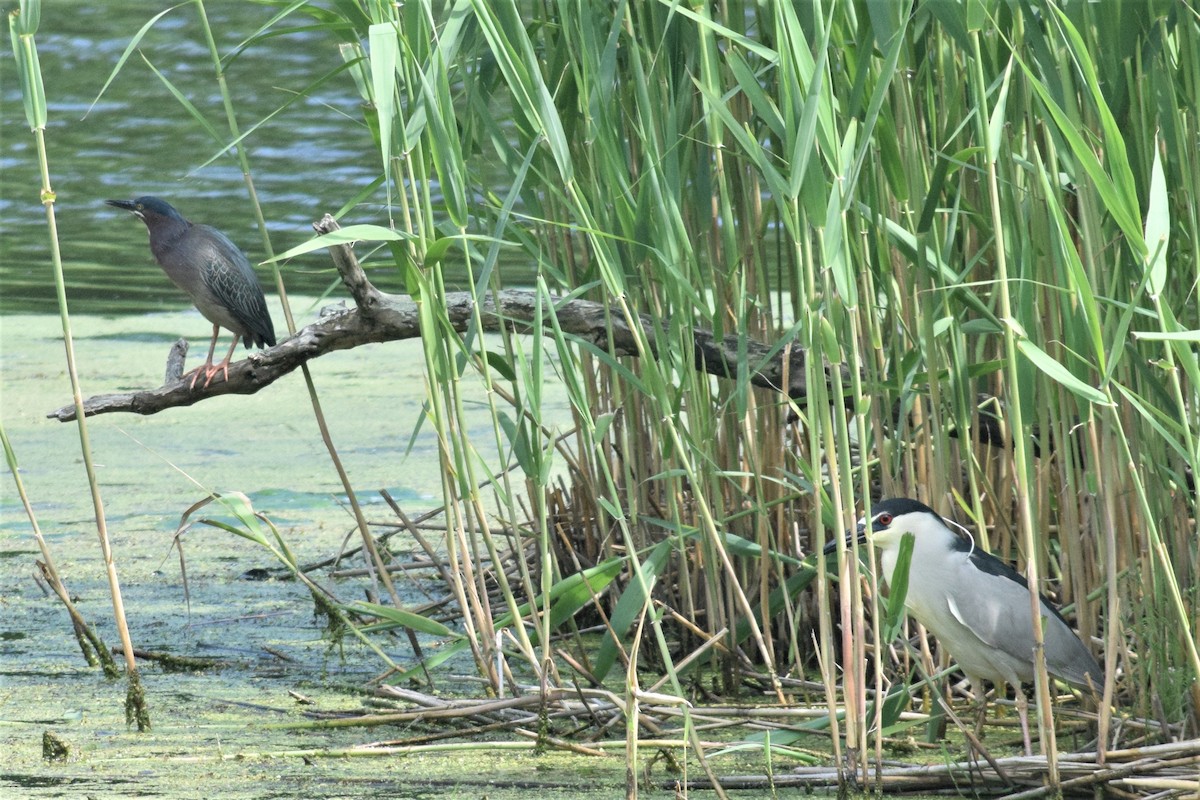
[148,218,191,258]
[879,547,900,586]
[878,525,956,588]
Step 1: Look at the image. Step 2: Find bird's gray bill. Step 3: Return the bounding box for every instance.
[822,527,858,555]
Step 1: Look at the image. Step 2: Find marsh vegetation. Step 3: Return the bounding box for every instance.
[5,0,1200,796]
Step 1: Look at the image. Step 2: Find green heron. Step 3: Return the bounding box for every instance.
[106,196,276,388]
[827,497,1101,752]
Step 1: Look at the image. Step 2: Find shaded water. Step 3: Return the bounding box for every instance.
[1,2,500,315]
[0,11,591,794]
[0,306,582,798]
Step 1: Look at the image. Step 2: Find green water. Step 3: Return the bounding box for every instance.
[0,306,599,799]
[0,6,834,796]
[0,3,506,316]
[0,9,613,794]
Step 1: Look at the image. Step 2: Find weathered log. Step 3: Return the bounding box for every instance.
[49,215,825,421]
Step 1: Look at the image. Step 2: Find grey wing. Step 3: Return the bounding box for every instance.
[947,558,1100,687]
[945,567,1039,660]
[198,227,276,348]
[1035,596,1102,687]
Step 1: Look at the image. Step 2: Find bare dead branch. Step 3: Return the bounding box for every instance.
[49,215,821,421]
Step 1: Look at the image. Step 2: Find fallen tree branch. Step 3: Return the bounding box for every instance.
[687,738,1200,797]
[50,215,823,421]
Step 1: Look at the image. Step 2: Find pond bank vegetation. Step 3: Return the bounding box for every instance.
[6,0,1200,796]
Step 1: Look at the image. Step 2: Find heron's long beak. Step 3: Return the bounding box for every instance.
[823,520,867,555]
[105,199,141,217]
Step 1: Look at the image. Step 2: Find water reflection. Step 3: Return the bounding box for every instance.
[1,3,391,314]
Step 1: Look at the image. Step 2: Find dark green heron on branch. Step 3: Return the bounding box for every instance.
[106,196,276,388]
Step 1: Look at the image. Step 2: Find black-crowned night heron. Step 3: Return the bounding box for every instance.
[106,196,276,388]
[828,497,1101,751]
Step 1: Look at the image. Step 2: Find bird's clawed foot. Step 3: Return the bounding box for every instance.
[206,361,232,387]
[184,362,230,390]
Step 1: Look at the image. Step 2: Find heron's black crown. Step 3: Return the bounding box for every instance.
[865,497,941,525]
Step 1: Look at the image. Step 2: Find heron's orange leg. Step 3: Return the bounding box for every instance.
[187,324,222,389]
[203,336,241,387]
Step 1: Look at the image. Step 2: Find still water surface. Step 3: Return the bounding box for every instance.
[1,3,479,315]
[0,3,570,544]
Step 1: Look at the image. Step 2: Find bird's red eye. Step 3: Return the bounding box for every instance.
[877,513,892,526]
